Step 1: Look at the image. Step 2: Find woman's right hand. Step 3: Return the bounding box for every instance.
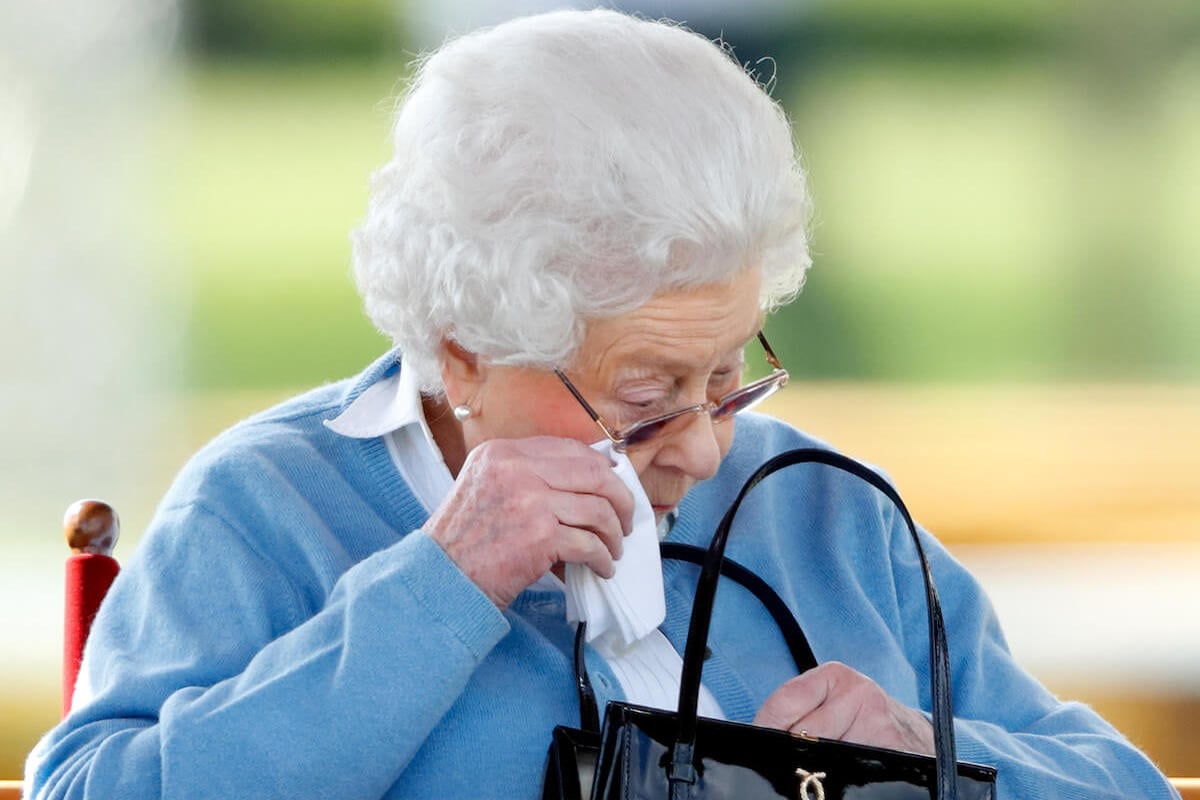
[424,436,635,609]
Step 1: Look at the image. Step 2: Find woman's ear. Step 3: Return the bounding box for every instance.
[438,338,487,409]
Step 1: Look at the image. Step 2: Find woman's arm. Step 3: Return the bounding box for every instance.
[26,501,509,800]
[897,522,1178,799]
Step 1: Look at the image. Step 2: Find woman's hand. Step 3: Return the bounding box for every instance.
[425,436,635,609]
[753,662,935,756]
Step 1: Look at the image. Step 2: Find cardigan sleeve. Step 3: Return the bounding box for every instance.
[25,500,510,800]
[889,518,1178,799]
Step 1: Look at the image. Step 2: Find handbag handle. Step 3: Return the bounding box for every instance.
[660,542,817,676]
[670,449,959,800]
[571,546,819,735]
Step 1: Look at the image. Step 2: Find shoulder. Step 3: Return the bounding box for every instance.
[697,411,880,504]
[168,351,401,508]
[679,412,902,551]
[725,411,838,468]
[139,352,418,581]
[101,351,416,642]
[168,383,351,511]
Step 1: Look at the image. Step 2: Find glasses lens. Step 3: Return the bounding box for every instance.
[621,411,696,449]
[620,373,787,448]
[623,420,670,449]
[712,372,786,421]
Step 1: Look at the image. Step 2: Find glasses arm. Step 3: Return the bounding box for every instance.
[553,369,622,444]
[757,331,784,372]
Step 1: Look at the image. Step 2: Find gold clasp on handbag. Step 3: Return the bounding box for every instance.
[795,767,826,800]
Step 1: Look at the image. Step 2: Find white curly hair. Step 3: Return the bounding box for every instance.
[352,8,812,393]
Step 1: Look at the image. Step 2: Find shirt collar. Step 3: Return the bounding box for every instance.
[324,355,433,444]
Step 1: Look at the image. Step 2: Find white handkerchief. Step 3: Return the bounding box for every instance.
[564,440,666,650]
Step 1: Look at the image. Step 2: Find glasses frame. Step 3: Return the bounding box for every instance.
[553,331,788,453]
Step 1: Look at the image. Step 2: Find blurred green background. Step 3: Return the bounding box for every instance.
[2,0,1198,784]
[171,0,1200,389]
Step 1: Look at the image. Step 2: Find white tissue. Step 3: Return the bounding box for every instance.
[564,440,666,650]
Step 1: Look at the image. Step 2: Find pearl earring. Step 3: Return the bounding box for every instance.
[453,404,472,422]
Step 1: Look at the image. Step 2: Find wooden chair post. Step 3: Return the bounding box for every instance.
[62,500,120,717]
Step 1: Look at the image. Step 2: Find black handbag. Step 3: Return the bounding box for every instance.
[543,448,998,800]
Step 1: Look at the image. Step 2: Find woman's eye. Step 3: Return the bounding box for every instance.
[615,397,666,427]
[617,389,668,412]
[709,369,739,391]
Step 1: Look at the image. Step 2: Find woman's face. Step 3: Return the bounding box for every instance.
[452,267,764,517]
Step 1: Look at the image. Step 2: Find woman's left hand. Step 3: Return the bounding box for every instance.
[752,661,935,756]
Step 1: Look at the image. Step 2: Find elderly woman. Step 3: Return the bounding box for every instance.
[27,9,1175,800]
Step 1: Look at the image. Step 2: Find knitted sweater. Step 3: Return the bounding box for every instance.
[26,351,1177,799]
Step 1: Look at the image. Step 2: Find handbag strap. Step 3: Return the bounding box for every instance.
[660,542,817,676]
[570,546,820,735]
[671,448,959,800]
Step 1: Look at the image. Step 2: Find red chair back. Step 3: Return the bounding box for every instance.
[62,500,120,717]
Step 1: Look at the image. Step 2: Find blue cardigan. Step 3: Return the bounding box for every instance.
[26,351,1176,799]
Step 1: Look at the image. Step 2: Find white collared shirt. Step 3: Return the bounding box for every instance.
[325,363,724,719]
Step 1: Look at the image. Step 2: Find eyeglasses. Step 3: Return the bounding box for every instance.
[554,331,788,453]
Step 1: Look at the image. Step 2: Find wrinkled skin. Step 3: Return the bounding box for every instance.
[754,661,935,756]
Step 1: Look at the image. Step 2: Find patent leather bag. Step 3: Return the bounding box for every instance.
[542,448,997,800]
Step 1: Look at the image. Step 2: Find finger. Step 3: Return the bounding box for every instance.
[512,434,617,461]
[555,524,617,579]
[508,435,622,475]
[471,436,612,482]
[549,493,624,561]
[753,673,830,731]
[469,437,633,526]
[786,685,861,741]
[531,449,636,536]
[607,471,636,537]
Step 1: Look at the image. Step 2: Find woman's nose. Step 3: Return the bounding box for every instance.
[654,411,723,481]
